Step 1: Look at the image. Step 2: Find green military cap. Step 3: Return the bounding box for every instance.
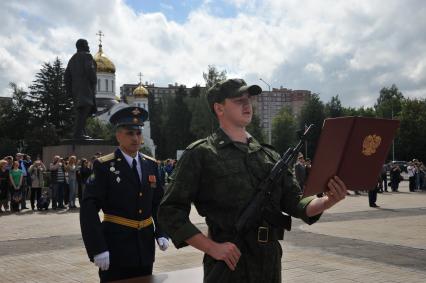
[109,106,148,130]
[207,78,262,113]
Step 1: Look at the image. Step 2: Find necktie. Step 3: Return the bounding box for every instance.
[132,159,141,185]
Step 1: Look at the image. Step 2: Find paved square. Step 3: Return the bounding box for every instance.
[0,182,425,282]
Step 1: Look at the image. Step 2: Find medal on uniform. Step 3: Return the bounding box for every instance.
[148,175,157,188]
[116,176,121,183]
[110,162,116,172]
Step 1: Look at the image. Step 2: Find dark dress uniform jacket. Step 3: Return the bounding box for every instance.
[158,129,321,283]
[64,51,97,111]
[80,149,166,267]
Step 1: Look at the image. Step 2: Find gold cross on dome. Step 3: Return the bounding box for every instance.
[138,72,143,85]
[132,108,141,116]
[96,30,104,45]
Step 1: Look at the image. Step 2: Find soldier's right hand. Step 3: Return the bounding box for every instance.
[208,242,241,271]
[94,251,110,271]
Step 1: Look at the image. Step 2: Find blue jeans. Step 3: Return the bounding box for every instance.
[68,178,77,207]
[51,182,65,208]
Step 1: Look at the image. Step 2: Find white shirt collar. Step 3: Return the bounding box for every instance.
[119,149,140,167]
[120,149,142,180]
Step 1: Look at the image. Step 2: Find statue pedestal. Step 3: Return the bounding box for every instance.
[42,139,117,162]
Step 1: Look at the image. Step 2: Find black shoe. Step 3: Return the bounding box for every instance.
[22,206,29,210]
[370,204,380,208]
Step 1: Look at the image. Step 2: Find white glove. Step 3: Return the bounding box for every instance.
[94,251,110,271]
[156,237,169,251]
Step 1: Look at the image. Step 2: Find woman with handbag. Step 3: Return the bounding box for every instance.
[9,161,23,212]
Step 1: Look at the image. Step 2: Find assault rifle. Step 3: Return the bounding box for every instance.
[205,124,314,283]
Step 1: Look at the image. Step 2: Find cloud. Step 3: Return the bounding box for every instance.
[0,0,425,107]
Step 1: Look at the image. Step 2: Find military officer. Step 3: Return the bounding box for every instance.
[158,78,347,283]
[80,106,169,282]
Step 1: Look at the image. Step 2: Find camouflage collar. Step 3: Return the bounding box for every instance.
[211,128,262,152]
[211,128,234,148]
[247,136,262,153]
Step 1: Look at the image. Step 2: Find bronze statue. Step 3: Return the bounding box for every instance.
[65,39,97,140]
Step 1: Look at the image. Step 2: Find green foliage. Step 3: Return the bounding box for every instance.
[0,58,74,157]
[203,65,227,89]
[140,146,153,157]
[86,117,116,143]
[356,107,376,117]
[186,91,217,139]
[325,95,344,118]
[374,84,404,118]
[28,58,73,139]
[148,88,165,156]
[247,111,265,143]
[158,86,194,159]
[271,107,297,154]
[297,94,325,158]
[0,137,18,158]
[0,83,32,155]
[396,99,426,162]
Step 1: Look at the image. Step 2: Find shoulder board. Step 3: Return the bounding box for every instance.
[97,152,115,163]
[142,154,156,162]
[186,139,207,150]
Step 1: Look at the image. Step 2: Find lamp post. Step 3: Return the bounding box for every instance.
[259,78,272,144]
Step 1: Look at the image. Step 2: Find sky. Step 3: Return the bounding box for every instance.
[0,0,425,107]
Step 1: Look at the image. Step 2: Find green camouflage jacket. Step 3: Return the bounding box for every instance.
[158,128,321,248]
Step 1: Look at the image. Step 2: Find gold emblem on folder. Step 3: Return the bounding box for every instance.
[362,134,382,156]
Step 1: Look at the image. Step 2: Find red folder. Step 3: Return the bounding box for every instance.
[303,117,400,197]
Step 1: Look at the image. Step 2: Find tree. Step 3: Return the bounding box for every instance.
[161,86,194,159]
[297,94,325,158]
[149,93,164,159]
[396,99,426,162]
[28,58,73,140]
[0,83,31,156]
[247,111,265,143]
[203,65,227,89]
[186,91,217,139]
[86,117,116,143]
[374,84,404,119]
[0,83,32,154]
[271,107,297,154]
[325,95,344,118]
[188,65,227,140]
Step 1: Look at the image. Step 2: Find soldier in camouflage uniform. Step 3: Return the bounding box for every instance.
[158,78,347,282]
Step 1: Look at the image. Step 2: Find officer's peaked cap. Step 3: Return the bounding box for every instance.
[109,106,148,130]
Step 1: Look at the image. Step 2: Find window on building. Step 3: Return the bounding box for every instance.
[112,80,114,93]
[97,79,100,91]
[105,79,108,91]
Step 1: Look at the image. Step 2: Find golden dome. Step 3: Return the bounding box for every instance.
[94,44,115,74]
[133,84,149,98]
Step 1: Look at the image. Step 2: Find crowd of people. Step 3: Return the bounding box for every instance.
[0,152,178,214]
[293,154,426,208]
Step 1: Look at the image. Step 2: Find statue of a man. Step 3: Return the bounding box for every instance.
[65,39,97,140]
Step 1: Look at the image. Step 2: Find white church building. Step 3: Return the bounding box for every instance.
[93,33,156,156]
